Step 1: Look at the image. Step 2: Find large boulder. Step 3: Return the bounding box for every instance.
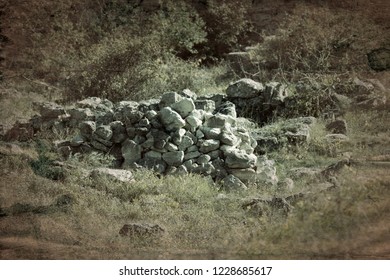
[226,78,264,99]
[225,149,257,169]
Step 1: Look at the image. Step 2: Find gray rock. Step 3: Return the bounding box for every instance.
[122,139,143,168]
[159,92,183,109]
[95,110,114,125]
[178,135,194,151]
[220,130,239,146]
[192,162,215,175]
[141,137,154,149]
[184,150,201,161]
[90,168,133,183]
[159,107,186,132]
[171,98,195,118]
[171,128,186,145]
[151,130,171,149]
[226,78,264,99]
[186,145,199,152]
[144,150,162,160]
[205,113,236,128]
[185,115,203,130]
[165,142,178,152]
[198,139,220,153]
[180,88,197,100]
[198,93,227,108]
[144,110,158,120]
[195,129,205,139]
[197,154,211,165]
[90,139,110,152]
[225,150,257,169]
[221,175,247,192]
[256,157,278,185]
[201,127,221,140]
[162,151,184,166]
[93,125,113,141]
[69,108,95,126]
[70,134,85,147]
[110,121,127,143]
[208,150,221,160]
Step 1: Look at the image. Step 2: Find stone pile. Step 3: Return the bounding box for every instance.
[47,90,273,189]
[225,78,290,123]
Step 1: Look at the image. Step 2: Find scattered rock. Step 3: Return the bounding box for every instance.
[90,168,133,183]
[226,78,264,99]
[221,174,247,192]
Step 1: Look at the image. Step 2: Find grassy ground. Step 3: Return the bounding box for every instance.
[0,103,389,259]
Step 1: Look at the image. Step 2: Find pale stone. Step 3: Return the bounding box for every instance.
[226,78,264,99]
[122,139,142,168]
[221,175,247,191]
[171,98,195,118]
[198,139,220,153]
[225,150,257,169]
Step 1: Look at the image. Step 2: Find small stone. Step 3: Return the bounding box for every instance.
[197,154,211,165]
[93,125,113,141]
[159,92,183,109]
[186,145,199,152]
[165,142,178,152]
[178,135,194,151]
[184,150,201,161]
[144,150,162,160]
[180,88,197,100]
[186,115,203,129]
[198,139,220,153]
[201,127,221,140]
[90,140,110,152]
